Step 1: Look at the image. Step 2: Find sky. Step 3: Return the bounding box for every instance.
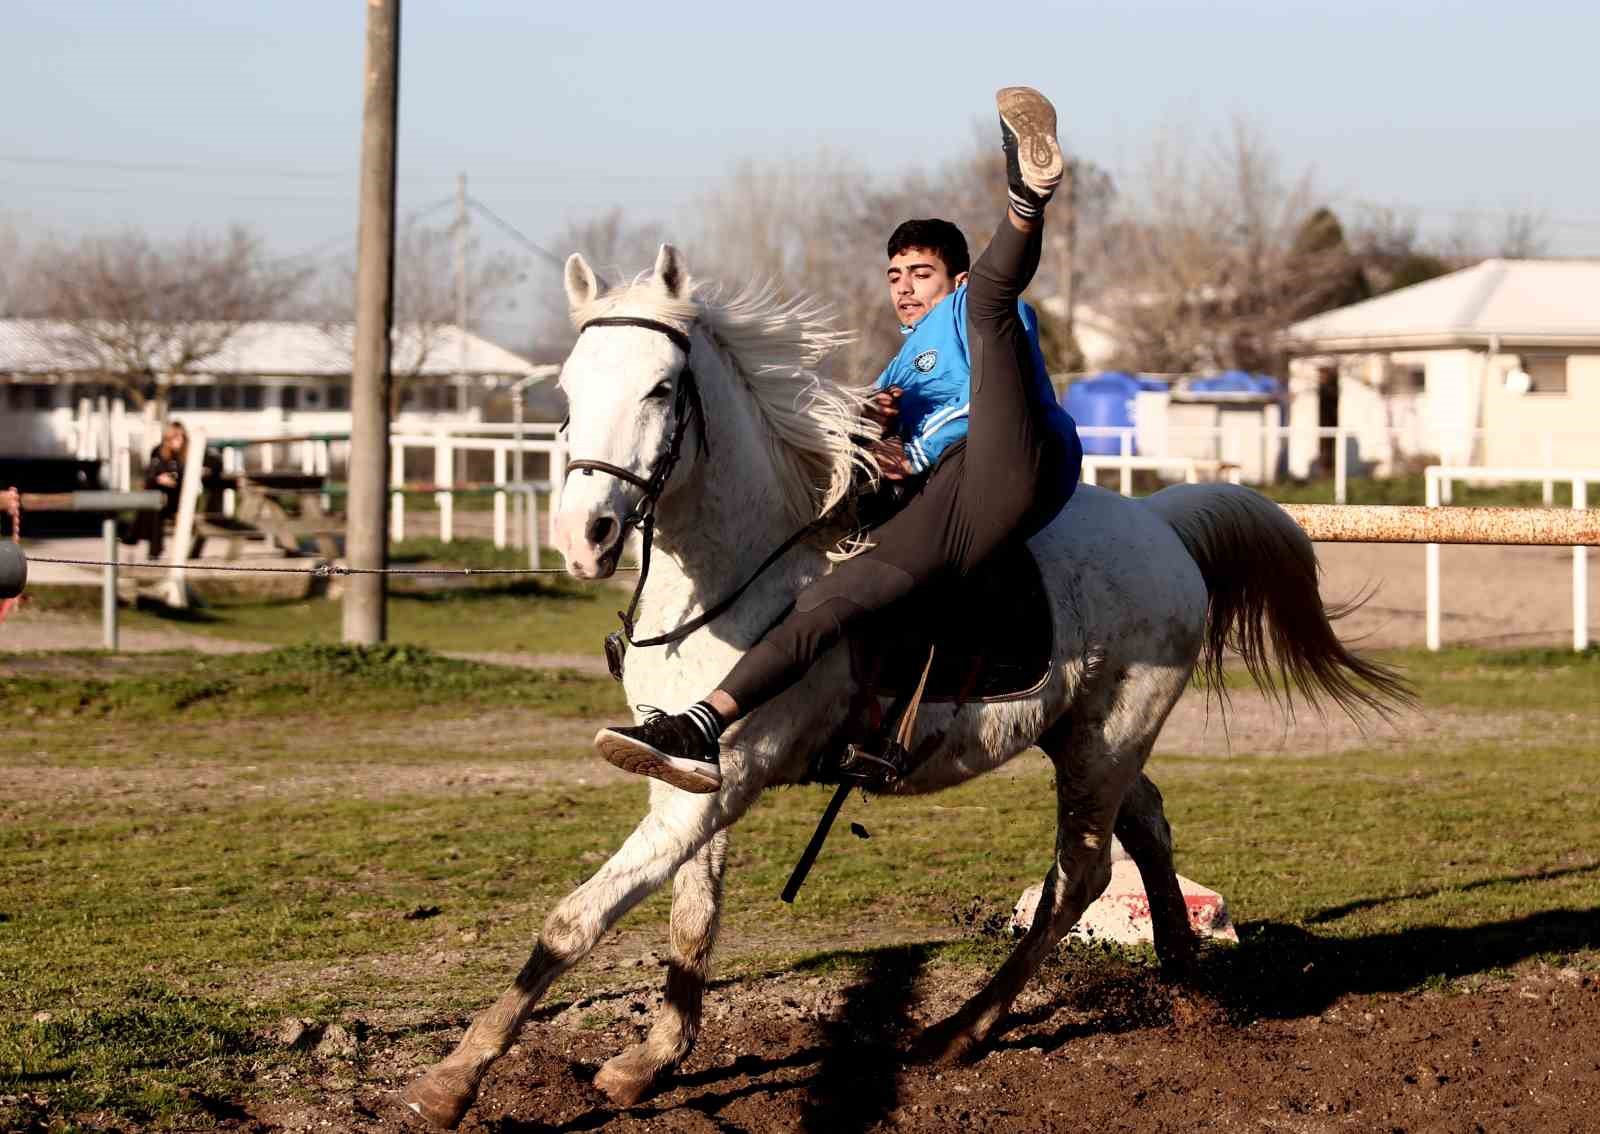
[4,0,1598,341]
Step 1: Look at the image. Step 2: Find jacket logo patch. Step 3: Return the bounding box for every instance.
[913,349,938,373]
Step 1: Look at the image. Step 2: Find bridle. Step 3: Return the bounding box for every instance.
[565,316,833,681]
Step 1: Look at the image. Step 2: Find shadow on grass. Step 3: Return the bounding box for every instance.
[1209,906,1600,1023]
[1303,861,1600,925]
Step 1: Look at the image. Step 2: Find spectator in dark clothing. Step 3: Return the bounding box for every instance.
[131,421,220,560]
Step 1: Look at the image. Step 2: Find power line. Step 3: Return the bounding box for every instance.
[467,197,565,269]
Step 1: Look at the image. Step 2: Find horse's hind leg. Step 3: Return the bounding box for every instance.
[1114,773,1198,982]
[918,723,1136,1065]
[594,830,728,1106]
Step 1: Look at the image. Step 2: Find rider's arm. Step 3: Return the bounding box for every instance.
[905,402,968,474]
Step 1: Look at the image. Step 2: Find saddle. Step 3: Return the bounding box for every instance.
[782,543,1054,903]
[849,541,1054,704]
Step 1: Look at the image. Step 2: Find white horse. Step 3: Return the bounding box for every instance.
[403,245,1404,1128]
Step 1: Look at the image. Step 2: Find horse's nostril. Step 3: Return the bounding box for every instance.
[587,516,618,548]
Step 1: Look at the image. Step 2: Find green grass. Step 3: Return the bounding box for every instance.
[2,645,1598,1129]
[1258,473,1580,508]
[0,644,624,743]
[119,577,622,656]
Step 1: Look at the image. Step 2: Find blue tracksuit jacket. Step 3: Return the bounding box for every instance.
[872,283,1078,476]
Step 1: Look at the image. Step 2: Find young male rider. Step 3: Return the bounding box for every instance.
[594,86,1084,792]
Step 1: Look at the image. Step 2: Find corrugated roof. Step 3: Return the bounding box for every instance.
[1287,259,1600,352]
[0,319,542,377]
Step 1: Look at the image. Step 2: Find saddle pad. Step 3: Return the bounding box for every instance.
[848,543,1053,704]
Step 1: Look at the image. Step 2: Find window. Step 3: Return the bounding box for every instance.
[281,385,299,412]
[192,385,215,410]
[241,385,263,411]
[328,384,348,411]
[218,384,238,410]
[1398,365,1426,393]
[302,387,321,409]
[169,385,193,410]
[33,385,53,409]
[1525,355,1568,395]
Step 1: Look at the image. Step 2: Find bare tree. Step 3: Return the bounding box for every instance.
[531,206,666,360]
[321,218,524,414]
[1090,117,1371,374]
[23,226,308,414]
[0,218,25,316]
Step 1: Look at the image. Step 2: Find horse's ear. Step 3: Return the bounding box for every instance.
[564,253,604,313]
[652,244,688,299]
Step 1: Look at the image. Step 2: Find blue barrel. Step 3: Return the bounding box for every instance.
[1190,370,1282,395]
[1064,371,1140,455]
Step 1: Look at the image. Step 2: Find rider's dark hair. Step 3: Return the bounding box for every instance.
[885,219,970,277]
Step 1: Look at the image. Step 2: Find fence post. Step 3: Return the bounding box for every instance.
[433,434,453,543]
[1425,470,1441,651]
[301,439,316,475]
[1575,478,1590,653]
[526,490,541,569]
[1543,433,1556,507]
[1119,430,1134,496]
[102,515,119,652]
[492,447,508,549]
[1334,426,1348,505]
[163,425,208,609]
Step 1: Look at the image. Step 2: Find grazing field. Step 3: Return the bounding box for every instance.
[2,617,1598,1131]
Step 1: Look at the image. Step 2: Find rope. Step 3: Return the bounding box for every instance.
[22,555,635,579]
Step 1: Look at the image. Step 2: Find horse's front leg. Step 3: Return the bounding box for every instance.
[594,827,728,1105]
[401,782,754,1129]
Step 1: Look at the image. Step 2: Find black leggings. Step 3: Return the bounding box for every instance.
[719,214,1079,712]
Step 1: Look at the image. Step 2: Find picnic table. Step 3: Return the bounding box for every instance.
[194,473,343,560]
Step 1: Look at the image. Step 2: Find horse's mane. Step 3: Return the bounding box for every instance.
[570,276,873,525]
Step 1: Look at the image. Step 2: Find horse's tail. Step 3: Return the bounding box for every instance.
[1142,483,1413,721]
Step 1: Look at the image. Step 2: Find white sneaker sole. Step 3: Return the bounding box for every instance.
[595,729,722,794]
[996,86,1064,194]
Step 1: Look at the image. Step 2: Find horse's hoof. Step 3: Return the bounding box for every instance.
[401,1072,476,1130]
[1168,986,1226,1030]
[910,1022,984,1067]
[594,1056,656,1107]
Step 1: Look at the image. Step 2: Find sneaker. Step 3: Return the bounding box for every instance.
[996,86,1063,217]
[594,708,723,794]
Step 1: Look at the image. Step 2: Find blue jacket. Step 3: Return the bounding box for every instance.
[872,284,1078,475]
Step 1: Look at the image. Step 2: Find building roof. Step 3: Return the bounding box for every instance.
[1287,259,1600,353]
[0,319,544,378]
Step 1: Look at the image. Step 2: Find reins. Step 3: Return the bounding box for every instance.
[566,316,836,681]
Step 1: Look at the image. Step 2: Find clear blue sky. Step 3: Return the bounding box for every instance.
[4,0,1598,283]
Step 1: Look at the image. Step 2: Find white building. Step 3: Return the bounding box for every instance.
[1285,259,1600,477]
[0,319,558,460]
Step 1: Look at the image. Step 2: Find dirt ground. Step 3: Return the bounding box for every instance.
[235,957,1600,1134]
[9,537,1598,1133]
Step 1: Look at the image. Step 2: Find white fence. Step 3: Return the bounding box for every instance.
[1424,466,1597,652]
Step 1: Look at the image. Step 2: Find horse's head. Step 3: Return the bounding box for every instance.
[554,244,703,579]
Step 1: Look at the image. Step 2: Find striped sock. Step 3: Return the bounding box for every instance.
[682,701,727,748]
[1007,189,1046,221]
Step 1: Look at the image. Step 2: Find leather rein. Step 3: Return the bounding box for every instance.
[565,316,832,681]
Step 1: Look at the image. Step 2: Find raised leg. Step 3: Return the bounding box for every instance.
[402,784,755,1129]
[918,721,1137,1064]
[593,830,728,1105]
[1113,773,1199,981]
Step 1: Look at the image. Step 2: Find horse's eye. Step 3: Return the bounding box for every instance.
[645,381,672,401]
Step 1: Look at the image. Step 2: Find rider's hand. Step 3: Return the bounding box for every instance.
[861,387,902,439]
[867,436,912,481]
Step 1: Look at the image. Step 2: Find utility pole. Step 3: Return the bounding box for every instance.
[342,0,401,645]
[455,171,469,414]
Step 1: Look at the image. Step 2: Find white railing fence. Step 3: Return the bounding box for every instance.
[1424,466,1598,652]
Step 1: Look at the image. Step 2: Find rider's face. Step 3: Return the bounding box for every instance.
[886,248,967,328]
